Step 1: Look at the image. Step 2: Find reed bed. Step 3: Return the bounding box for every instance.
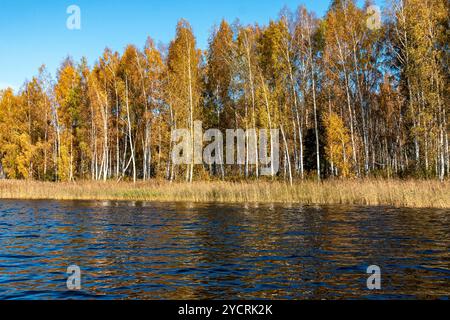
[0,179,448,208]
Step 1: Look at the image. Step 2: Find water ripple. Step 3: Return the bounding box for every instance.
[0,200,448,300]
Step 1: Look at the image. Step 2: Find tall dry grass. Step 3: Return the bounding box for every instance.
[0,179,448,208]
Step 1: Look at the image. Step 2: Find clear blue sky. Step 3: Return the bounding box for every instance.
[0,0,382,90]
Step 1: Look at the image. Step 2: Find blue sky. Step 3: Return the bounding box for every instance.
[0,0,382,90]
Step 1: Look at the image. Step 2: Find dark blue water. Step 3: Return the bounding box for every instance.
[0,200,448,300]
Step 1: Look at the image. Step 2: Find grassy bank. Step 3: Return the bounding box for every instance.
[0,179,448,208]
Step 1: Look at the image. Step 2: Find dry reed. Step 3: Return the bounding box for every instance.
[0,179,448,208]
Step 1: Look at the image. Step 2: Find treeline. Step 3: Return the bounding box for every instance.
[0,0,448,182]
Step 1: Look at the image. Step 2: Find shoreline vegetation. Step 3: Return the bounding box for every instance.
[0,179,448,209]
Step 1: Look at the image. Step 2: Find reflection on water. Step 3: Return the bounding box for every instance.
[0,200,448,300]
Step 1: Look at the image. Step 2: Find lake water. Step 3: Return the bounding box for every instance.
[0,200,448,300]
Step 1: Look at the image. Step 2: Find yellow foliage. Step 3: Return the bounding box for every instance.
[324,112,353,178]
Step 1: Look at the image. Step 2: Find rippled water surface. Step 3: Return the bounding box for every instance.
[0,200,448,300]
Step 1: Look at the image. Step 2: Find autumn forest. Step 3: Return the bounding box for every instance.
[0,0,448,184]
